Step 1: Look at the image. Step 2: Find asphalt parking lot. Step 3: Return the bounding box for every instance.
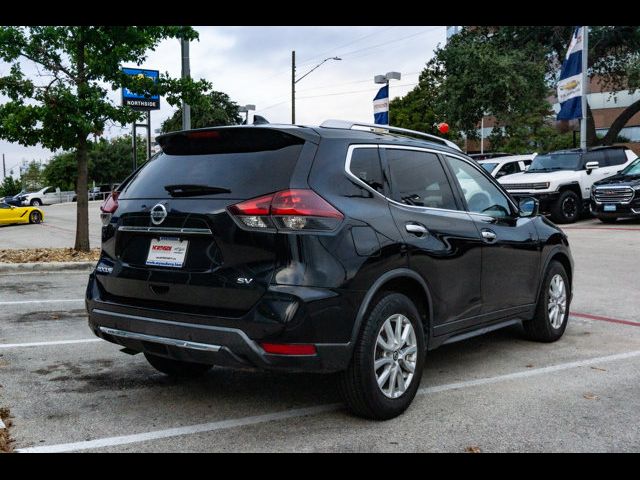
[1,217,639,452]
[0,202,102,249]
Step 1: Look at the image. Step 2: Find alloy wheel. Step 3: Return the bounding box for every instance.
[374,314,417,399]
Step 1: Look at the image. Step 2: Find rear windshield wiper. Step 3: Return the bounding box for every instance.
[164,184,231,197]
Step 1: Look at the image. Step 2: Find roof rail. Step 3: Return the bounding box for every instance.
[320,119,462,152]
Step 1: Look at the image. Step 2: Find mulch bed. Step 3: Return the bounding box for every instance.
[0,248,100,263]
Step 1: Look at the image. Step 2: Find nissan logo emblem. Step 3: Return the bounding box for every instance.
[150,204,168,225]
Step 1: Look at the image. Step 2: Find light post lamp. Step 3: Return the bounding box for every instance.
[291,52,341,124]
[374,71,401,125]
[239,104,256,124]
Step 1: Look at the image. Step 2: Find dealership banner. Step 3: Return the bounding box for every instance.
[373,85,389,125]
[557,27,584,120]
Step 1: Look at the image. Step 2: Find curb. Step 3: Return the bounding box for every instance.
[0,261,95,273]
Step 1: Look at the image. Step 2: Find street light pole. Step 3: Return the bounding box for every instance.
[291,51,296,124]
[291,52,341,124]
[181,38,191,131]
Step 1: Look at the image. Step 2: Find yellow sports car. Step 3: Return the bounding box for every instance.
[0,202,44,225]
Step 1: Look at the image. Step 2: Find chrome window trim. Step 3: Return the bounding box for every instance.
[344,144,520,216]
[344,144,467,216]
[117,226,213,235]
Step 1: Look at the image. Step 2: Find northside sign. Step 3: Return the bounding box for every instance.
[122,67,160,110]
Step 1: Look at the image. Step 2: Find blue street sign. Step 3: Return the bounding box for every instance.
[122,68,160,110]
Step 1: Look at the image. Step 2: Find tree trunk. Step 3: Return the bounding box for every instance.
[598,98,640,146]
[74,136,90,251]
[74,28,90,252]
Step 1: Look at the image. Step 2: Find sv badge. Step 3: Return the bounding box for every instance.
[236,277,254,285]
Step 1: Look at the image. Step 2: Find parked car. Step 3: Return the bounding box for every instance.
[590,156,640,223]
[468,152,512,161]
[499,146,637,224]
[21,186,76,206]
[0,202,44,225]
[2,190,28,207]
[478,154,536,179]
[90,184,119,201]
[88,121,573,420]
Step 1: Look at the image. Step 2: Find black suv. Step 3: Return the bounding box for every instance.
[591,156,640,222]
[87,121,574,419]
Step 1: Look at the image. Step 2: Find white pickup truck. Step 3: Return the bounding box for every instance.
[499,147,637,224]
[21,186,76,206]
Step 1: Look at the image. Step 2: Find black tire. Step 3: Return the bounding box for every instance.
[144,353,212,378]
[28,210,42,224]
[30,199,42,206]
[598,216,617,224]
[550,190,581,224]
[339,292,425,420]
[523,261,570,343]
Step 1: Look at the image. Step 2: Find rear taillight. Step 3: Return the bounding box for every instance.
[100,191,119,226]
[228,189,343,232]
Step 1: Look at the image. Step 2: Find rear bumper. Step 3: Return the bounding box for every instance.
[86,274,358,373]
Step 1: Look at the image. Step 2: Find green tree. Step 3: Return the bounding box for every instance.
[395,26,640,151]
[21,161,44,191]
[161,90,242,132]
[43,136,148,191]
[0,26,211,250]
[0,176,22,198]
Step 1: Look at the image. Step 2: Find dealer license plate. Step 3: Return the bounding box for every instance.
[604,204,617,212]
[146,237,188,268]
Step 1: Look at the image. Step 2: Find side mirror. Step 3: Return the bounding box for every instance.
[585,161,599,175]
[519,197,539,217]
[496,171,506,178]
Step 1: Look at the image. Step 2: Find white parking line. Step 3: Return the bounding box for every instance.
[0,339,101,349]
[0,299,84,306]
[16,349,640,453]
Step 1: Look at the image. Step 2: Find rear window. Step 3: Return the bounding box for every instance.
[120,129,305,200]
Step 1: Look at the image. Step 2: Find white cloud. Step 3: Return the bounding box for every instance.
[0,26,445,174]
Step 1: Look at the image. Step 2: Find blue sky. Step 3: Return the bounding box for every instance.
[0,26,445,175]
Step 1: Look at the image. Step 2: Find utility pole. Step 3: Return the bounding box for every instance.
[292,53,341,124]
[291,50,296,124]
[580,26,589,150]
[181,38,191,130]
[2,154,5,179]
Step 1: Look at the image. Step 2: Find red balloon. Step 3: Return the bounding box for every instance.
[437,122,449,134]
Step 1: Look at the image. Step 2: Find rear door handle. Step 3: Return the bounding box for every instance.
[405,223,429,237]
[481,229,497,242]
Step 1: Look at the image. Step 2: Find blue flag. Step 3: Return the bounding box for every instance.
[557,27,584,120]
[373,85,389,125]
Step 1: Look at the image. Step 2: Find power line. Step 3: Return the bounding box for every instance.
[336,27,442,59]
[296,82,418,100]
[296,71,421,94]
[296,26,396,67]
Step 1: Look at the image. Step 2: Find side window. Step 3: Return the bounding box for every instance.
[604,149,628,167]
[496,161,518,177]
[584,151,606,167]
[522,160,532,170]
[446,156,513,218]
[386,149,458,210]
[349,148,384,194]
